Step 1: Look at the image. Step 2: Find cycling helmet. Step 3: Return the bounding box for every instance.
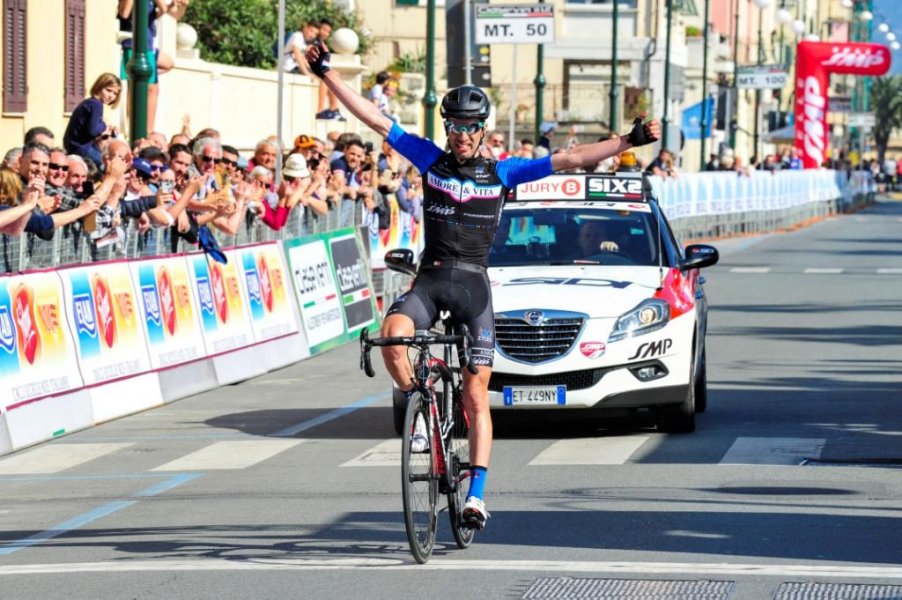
[440,85,491,120]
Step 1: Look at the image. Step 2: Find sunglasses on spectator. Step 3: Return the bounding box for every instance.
[444,120,485,135]
[218,158,237,167]
[150,164,168,172]
[49,163,69,172]
[97,133,111,140]
[201,155,218,163]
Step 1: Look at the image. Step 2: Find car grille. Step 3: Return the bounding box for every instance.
[494,314,585,364]
[489,368,608,392]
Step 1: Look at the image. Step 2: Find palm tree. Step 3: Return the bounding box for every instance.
[871,76,902,165]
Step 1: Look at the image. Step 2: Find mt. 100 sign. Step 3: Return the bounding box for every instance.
[475,4,555,45]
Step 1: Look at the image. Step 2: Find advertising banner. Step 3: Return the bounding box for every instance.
[284,229,378,355]
[188,252,254,355]
[236,243,298,342]
[0,273,83,409]
[794,42,891,168]
[367,199,423,270]
[330,233,377,335]
[61,263,151,385]
[131,256,207,369]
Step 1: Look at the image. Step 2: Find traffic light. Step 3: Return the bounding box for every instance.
[446,0,492,88]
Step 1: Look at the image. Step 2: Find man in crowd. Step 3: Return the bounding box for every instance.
[330,138,365,227]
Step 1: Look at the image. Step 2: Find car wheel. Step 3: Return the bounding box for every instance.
[392,387,407,436]
[694,349,708,414]
[657,364,696,433]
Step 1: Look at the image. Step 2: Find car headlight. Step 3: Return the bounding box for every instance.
[608,299,670,342]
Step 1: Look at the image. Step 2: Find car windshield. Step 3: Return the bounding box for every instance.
[489,206,663,267]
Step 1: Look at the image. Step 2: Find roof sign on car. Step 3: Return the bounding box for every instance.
[515,175,585,201]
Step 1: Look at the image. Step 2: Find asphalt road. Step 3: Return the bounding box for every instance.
[0,199,900,599]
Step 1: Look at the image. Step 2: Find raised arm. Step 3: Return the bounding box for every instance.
[551,115,660,173]
[305,42,393,138]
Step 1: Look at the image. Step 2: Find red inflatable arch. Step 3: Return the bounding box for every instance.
[794,41,891,169]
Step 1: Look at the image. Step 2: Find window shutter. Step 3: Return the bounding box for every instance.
[3,0,27,113]
[64,0,86,111]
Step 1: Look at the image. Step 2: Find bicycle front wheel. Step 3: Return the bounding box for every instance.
[447,395,475,549]
[401,391,438,563]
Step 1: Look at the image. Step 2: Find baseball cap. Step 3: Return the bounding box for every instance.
[294,134,316,149]
[132,157,154,177]
[283,153,310,178]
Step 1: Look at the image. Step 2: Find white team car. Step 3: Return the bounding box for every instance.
[387,170,718,434]
[483,171,718,432]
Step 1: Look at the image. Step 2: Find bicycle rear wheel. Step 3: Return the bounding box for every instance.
[447,394,475,548]
[401,391,438,563]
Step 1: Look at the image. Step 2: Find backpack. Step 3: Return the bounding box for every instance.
[272,31,294,60]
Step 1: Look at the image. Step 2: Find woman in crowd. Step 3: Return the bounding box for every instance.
[63,73,122,169]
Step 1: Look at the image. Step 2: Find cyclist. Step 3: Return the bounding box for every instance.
[306,42,660,530]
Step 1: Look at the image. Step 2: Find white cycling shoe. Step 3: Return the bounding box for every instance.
[409,413,429,453]
[462,496,489,530]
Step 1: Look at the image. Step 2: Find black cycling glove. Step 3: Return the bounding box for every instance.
[627,116,656,147]
[307,40,331,78]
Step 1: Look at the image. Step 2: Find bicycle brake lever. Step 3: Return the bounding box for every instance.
[359,330,376,377]
[458,325,479,375]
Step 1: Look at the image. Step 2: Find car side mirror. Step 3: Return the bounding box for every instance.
[681,244,719,271]
[384,248,417,277]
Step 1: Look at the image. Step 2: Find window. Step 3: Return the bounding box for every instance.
[65,0,86,112]
[3,0,27,113]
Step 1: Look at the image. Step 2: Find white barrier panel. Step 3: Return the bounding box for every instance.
[131,256,207,370]
[59,262,152,386]
[650,170,844,219]
[0,272,83,411]
[90,372,163,424]
[157,359,218,404]
[235,243,299,343]
[4,389,94,450]
[0,413,12,455]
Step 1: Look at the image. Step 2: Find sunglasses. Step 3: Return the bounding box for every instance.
[218,158,237,167]
[201,155,219,163]
[444,120,485,135]
[98,134,111,140]
[150,164,168,172]
[49,163,69,172]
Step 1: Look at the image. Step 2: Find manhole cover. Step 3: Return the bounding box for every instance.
[773,582,902,599]
[521,577,735,599]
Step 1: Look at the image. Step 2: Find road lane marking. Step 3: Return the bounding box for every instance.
[877,268,902,274]
[728,267,770,273]
[0,558,899,578]
[0,473,201,557]
[152,440,301,471]
[529,436,650,466]
[271,392,389,437]
[719,437,825,466]
[341,439,401,467]
[0,444,133,475]
[803,268,843,274]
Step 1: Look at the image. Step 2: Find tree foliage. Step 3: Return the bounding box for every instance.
[871,75,902,163]
[183,0,370,69]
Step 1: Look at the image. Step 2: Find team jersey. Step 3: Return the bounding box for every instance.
[387,123,552,267]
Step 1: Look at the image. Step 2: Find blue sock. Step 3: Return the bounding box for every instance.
[467,466,487,500]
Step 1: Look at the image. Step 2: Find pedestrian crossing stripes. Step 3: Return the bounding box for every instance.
[729,267,770,273]
[877,268,902,274]
[151,440,302,471]
[803,268,843,274]
[719,437,825,466]
[0,436,844,475]
[528,436,651,466]
[0,444,133,475]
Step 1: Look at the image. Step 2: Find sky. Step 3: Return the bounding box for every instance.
[872,0,901,74]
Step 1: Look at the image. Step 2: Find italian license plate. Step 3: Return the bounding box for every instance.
[503,385,566,406]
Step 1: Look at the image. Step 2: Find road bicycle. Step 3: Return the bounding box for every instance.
[359,249,479,564]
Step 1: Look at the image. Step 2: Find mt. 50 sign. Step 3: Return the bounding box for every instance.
[475,4,555,45]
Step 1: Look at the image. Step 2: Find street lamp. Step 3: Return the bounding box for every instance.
[752,0,770,164]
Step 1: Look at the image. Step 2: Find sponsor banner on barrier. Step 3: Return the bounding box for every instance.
[367,197,423,270]
[188,252,254,355]
[131,256,207,369]
[61,263,152,386]
[236,243,298,342]
[330,233,376,334]
[0,272,83,409]
[284,228,378,355]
